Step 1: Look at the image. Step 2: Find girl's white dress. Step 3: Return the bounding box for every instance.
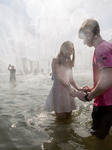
[44,64,76,113]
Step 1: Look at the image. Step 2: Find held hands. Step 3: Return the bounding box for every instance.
[77,86,91,92]
[69,88,87,102]
[82,86,91,93]
[68,88,85,101]
[76,91,86,102]
[69,88,77,97]
[76,86,91,102]
[69,87,91,102]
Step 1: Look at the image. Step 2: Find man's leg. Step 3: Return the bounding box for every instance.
[91,105,112,139]
[93,114,112,139]
[91,105,101,131]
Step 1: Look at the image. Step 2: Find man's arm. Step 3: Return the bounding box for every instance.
[88,68,112,100]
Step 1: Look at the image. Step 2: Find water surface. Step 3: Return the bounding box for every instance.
[0,73,112,150]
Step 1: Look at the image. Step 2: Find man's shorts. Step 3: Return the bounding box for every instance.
[91,105,112,139]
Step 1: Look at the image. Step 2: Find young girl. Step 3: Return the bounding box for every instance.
[44,41,82,119]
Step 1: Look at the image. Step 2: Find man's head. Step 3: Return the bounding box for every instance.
[78,19,100,47]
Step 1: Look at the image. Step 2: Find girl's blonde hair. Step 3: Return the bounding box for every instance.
[57,41,75,67]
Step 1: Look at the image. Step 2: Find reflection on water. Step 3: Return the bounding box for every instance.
[43,117,85,150]
[0,73,112,150]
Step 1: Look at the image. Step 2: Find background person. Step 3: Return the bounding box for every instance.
[8,64,16,81]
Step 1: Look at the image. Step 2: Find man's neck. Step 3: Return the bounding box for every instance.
[93,36,103,48]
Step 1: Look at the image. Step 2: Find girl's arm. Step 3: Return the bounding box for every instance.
[69,69,81,90]
[52,58,75,95]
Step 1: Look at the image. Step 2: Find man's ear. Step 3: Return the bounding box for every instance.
[86,29,91,35]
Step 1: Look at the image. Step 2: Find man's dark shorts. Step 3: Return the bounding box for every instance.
[91,105,112,139]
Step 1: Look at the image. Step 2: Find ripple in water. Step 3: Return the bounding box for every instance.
[0,73,112,150]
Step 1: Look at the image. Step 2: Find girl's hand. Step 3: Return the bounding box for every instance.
[76,91,86,102]
[82,86,91,93]
[77,87,85,91]
[69,88,77,97]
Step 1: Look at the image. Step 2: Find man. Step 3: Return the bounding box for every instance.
[8,64,16,81]
[78,19,112,139]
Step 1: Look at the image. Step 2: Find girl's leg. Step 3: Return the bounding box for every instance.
[66,111,72,118]
[55,112,66,119]
[55,111,72,119]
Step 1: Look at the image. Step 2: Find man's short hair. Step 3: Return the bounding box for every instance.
[79,19,100,38]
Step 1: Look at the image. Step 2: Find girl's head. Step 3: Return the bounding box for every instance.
[57,41,75,67]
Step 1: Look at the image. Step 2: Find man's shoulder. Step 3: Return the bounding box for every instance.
[96,40,112,54]
[98,40,112,49]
